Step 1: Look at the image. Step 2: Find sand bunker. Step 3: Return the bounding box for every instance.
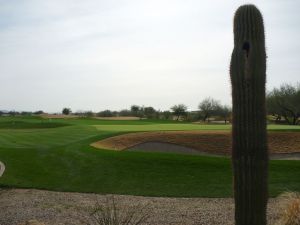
[127,141,223,157]
[40,114,79,119]
[91,131,300,158]
[127,141,300,159]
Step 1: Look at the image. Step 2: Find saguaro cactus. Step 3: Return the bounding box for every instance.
[230,4,268,225]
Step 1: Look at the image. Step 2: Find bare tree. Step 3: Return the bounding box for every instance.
[216,105,232,124]
[170,104,187,120]
[267,83,300,125]
[130,105,142,117]
[162,110,172,120]
[198,97,221,122]
[143,106,156,119]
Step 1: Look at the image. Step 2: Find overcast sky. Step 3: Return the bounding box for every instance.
[0,0,299,112]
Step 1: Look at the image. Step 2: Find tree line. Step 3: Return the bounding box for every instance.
[64,83,300,125]
[61,98,232,123]
[1,83,299,125]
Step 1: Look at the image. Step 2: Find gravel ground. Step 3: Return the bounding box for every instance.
[0,189,280,225]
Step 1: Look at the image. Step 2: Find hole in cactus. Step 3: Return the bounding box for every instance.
[242,41,250,57]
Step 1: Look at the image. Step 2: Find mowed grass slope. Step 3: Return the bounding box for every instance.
[0,116,299,197]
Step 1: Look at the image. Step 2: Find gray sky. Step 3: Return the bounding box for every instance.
[0,0,299,112]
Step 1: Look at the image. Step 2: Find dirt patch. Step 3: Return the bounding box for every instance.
[91,131,300,155]
[0,188,280,225]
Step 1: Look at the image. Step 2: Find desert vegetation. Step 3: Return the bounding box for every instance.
[2,79,299,127]
[3,86,299,125]
[267,83,300,125]
[85,196,150,225]
[276,192,300,225]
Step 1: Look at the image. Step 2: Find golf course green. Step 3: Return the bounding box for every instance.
[0,116,299,197]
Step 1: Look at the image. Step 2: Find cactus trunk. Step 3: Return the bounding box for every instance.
[230,5,268,225]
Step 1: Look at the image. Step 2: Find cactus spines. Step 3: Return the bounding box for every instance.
[230,4,268,225]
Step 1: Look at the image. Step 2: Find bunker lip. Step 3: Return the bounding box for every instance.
[90,131,300,159]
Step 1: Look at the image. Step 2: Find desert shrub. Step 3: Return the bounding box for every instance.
[186,111,201,122]
[267,83,300,125]
[84,111,94,117]
[161,110,172,120]
[33,110,44,115]
[97,110,114,117]
[118,110,131,117]
[170,104,187,120]
[276,192,300,225]
[62,108,72,115]
[85,196,150,225]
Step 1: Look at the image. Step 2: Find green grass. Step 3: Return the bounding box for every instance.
[0,125,97,148]
[0,121,69,129]
[0,116,299,197]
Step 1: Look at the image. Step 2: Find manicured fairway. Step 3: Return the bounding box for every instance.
[0,116,299,197]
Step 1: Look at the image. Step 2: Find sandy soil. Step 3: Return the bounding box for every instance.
[40,114,141,120]
[0,189,281,225]
[91,131,300,156]
[40,114,79,119]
